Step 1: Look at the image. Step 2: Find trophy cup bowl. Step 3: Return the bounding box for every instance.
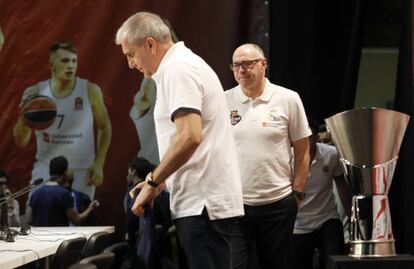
[325,107,410,258]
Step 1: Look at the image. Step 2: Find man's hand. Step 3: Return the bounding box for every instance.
[87,162,104,186]
[88,200,100,210]
[129,181,145,199]
[19,87,39,108]
[131,182,164,216]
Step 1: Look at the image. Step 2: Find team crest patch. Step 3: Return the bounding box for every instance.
[230,110,241,125]
[74,97,83,111]
[268,109,278,121]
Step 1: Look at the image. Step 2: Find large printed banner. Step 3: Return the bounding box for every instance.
[0,0,267,236]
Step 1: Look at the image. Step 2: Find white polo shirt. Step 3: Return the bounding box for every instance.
[151,42,244,220]
[225,79,311,206]
[294,143,342,234]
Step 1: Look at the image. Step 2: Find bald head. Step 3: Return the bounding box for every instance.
[233,44,265,61]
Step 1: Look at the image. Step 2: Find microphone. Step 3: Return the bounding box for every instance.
[0,178,46,206]
[31,178,44,187]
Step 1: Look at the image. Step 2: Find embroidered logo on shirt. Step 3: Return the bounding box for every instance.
[268,109,278,121]
[74,97,83,111]
[43,132,50,143]
[262,122,280,127]
[262,109,281,127]
[230,110,242,125]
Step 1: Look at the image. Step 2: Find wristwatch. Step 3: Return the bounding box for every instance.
[145,172,159,188]
[292,190,306,200]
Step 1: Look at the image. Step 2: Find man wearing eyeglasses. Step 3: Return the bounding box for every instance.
[225,43,311,269]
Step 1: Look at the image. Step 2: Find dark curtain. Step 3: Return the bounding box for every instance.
[268,0,366,121]
[389,0,414,254]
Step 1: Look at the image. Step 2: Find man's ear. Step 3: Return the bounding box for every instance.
[262,58,268,69]
[146,37,157,54]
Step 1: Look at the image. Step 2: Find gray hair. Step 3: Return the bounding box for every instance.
[115,12,171,45]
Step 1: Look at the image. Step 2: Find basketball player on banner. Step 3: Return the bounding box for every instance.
[0,26,4,52]
[13,41,112,200]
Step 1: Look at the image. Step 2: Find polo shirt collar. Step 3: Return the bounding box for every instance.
[152,41,185,82]
[235,87,249,103]
[46,181,59,186]
[236,78,274,103]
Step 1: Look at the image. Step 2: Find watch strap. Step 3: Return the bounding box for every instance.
[292,190,306,200]
[145,172,159,188]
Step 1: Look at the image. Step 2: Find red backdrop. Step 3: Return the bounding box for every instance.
[0,0,268,239]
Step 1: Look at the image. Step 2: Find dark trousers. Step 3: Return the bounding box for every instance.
[288,218,345,269]
[174,209,239,269]
[232,193,298,269]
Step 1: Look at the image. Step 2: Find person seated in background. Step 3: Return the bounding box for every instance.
[125,157,172,269]
[288,118,351,269]
[124,157,149,243]
[26,156,99,226]
[62,170,95,226]
[0,170,21,227]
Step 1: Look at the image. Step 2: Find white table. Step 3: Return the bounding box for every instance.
[0,226,115,269]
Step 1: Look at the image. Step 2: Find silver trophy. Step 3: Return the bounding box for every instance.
[325,107,410,258]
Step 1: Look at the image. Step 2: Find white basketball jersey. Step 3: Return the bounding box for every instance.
[35,78,95,169]
[129,78,160,164]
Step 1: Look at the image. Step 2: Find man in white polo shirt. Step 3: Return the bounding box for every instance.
[115,12,244,269]
[225,43,311,269]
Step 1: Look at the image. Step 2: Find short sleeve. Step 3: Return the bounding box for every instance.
[161,62,202,121]
[288,92,311,142]
[331,149,344,177]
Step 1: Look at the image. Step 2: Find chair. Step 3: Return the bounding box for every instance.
[51,237,87,269]
[69,263,97,269]
[80,252,115,269]
[82,231,111,258]
[103,242,132,269]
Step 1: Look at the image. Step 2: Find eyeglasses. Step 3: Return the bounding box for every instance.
[229,59,263,71]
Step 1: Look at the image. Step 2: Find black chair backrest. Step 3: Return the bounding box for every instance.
[82,232,111,258]
[52,237,87,269]
[80,252,115,269]
[103,242,132,269]
[68,263,97,269]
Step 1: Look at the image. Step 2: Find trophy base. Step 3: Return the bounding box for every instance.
[349,239,396,258]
